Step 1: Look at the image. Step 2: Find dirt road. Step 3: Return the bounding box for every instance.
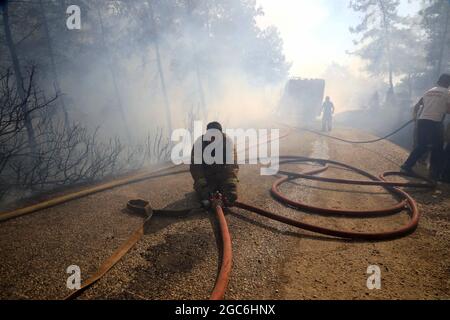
[0,127,449,300]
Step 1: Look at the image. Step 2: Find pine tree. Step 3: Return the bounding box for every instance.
[420,0,450,78]
[349,0,407,93]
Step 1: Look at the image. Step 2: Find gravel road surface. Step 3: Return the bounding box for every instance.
[0,127,449,300]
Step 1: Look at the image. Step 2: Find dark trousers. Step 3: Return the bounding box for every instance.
[442,144,450,182]
[404,119,444,177]
[322,115,332,132]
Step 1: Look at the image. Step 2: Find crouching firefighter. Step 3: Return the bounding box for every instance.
[190,122,239,208]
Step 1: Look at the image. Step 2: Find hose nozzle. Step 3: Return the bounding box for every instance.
[210,191,224,208]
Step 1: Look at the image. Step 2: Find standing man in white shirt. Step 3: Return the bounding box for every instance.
[401,74,450,180]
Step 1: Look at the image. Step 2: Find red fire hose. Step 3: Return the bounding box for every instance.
[210,204,232,300]
[1,154,433,300]
[205,156,434,299]
[62,156,433,300]
[1,116,436,300]
[58,156,433,300]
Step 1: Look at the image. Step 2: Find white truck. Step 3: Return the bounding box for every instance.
[279,78,325,124]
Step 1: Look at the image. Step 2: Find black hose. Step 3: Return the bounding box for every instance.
[283,119,414,144]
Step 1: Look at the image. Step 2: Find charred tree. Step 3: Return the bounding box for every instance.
[436,5,449,77]
[377,0,394,92]
[186,0,207,118]
[95,1,131,141]
[1,0,37,152]
[147,0,173,134]
[38,0,70,127]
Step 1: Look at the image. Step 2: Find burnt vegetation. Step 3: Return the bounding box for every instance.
[0,0,290,205]
[0,66,171,202]
[0,0,448,204]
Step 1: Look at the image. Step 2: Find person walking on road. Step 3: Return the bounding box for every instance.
[321,96,335,132]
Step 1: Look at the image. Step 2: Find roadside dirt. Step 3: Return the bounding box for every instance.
[0,127,448,300]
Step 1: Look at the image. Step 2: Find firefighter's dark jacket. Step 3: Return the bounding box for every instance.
[190,132,239,201]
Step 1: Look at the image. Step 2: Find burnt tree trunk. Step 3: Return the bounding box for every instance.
[186,0,207,118]
[436,4,450,78]
[1,1,37,152]
[378,0,394,93]
[96,2,131,141]
[147,1,173,134]
[39,0,70,127]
